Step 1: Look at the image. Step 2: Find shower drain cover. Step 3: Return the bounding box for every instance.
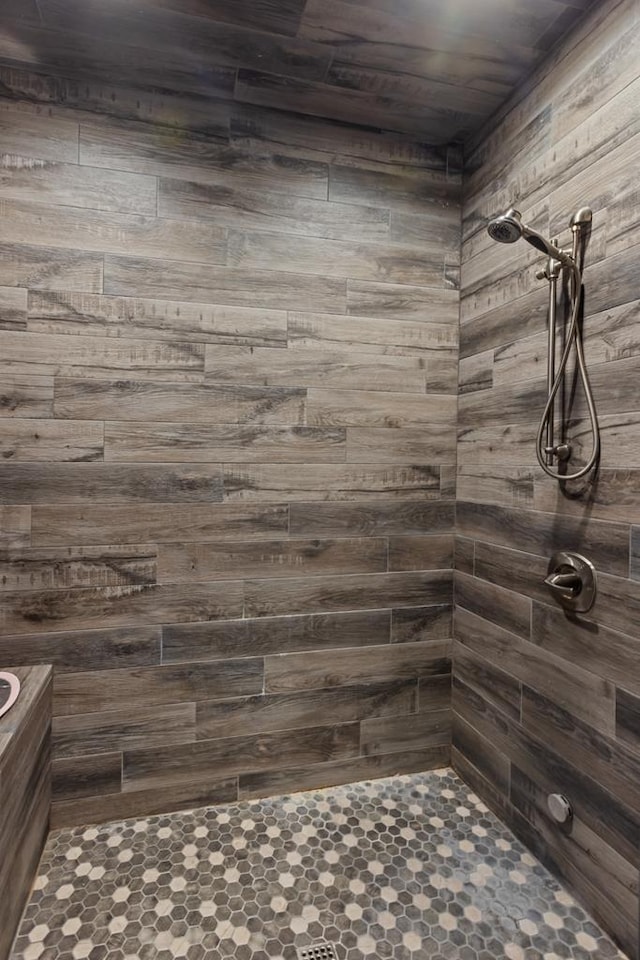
[296,942,338,960]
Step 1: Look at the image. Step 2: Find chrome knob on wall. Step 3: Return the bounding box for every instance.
[544,551,596,613]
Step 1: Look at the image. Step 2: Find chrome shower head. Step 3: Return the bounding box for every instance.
[487,207,573,265]
[487,207,523,244]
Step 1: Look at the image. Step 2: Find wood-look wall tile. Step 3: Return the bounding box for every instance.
[53,702,196,759]
[289,501,454,538]
[452,637,521,721]
[0,199,228,264]
[0,625,160,674]
[80,119,329,198]
[0,670,50,960]
[417,675,452,712]
[473,542,551,608]
[329,163,458,214]
[238,746,449,801]
[426,348,459,394]
[223,463,441,502]
[347,426,455,463]
[439,464,456,499]
[458,378,548,430]
[616,688,640,754]
[0,374,54,418]
[0,286,28,331]
[389,208,460,252]
[123,723,360,792]
[162,609,391,664]
[455,570,531,639]
[458,500,630,577]
[346,280,459,323]
[0,17,235,101]
[158,177,389,241]
[459,349,493,394]
[457,422,538,467]
[0,544,156,592]
[265,639,451,693]
[52,752,121,802]
[391,604,453,644]
[55,378,306,425]
[0,463,223,505]
[0,111,79,163]
[0,65,234,138]
[0,331,205,381]
[457,465,535,508]
[0,242,103,292]
[454,537,474,575]
[158,536,386,583]
[229,103,448,171]
[459,287,547,359]
[531,602,640,698]
[581,571,640,640]
[453,673,640,867]
[388,535,454,571]
[246,570,452,618]
[55,658,262,717]
[204,345,427,394]
[196,681,416,741]
[306,388,455,427]
[32,502,288,546]
[0,418,103,462]
[508,764,640,960]
[289,313,457,358]
[234,67,475,143]
[522,686,640,812]
[457,3,640,948]
[1,580,243,635]
[532,463,640,524]
[452,713,510,796]
[51,777,238,829]
[360,709,450,756]
[28,291,288,348]
[456,606,615,735]
[228,227,445,286]
[0,505,31,548]
[105,256,347,313]
[104,422,345,463]
[0,157,157,214]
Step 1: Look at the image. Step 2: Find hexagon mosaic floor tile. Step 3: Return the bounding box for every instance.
[11,768,628,960]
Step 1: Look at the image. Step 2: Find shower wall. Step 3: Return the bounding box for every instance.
[455,0,640,955]
[0,64,459,827]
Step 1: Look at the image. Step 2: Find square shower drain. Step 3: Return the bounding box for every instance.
[296,942,338,960]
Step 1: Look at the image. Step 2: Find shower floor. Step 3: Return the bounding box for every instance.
[11,768,626,960]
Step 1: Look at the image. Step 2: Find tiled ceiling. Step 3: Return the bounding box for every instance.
[1,0,596,142]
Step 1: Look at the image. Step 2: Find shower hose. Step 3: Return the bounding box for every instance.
[535,260,601,481]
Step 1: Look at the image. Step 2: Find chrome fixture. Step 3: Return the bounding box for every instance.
[544,551,596,613]
[547,793,573,825]
[487,208,572,264]
[487,206,600,481]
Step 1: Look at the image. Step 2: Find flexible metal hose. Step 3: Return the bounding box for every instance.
[535,261,601,480]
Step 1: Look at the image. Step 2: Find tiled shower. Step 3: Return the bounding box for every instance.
[0,0,639,957]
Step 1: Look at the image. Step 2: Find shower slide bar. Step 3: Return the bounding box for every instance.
[486,206,600,482]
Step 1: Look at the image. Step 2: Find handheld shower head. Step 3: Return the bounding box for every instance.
[487,208,523,244]
[487,208,573,265]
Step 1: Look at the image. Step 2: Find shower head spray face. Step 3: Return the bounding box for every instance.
[487,208,523,244]
[487,208,573,265]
